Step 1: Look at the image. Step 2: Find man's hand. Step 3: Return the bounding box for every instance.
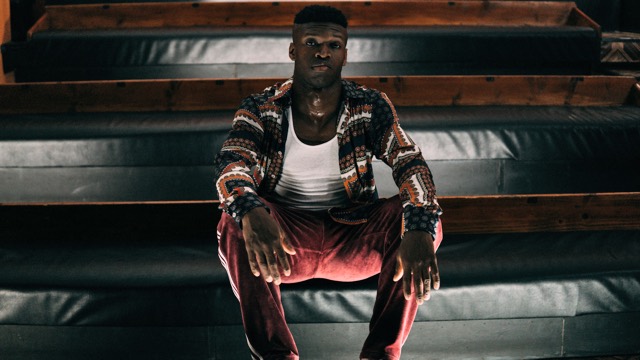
[242,207,296,285]
[393,230,440,305]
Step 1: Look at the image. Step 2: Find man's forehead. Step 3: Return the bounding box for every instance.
[294,22,348,39]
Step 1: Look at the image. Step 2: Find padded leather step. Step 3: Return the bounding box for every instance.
[1,106,638,201]
[10,26,600,81]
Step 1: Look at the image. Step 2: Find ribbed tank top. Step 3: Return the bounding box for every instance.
[271,108,350,210]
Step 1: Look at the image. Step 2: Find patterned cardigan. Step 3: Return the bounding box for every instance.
[214,78,442,237]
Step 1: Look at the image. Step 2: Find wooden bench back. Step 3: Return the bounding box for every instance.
[2,192,639,235]
[1,76,637,114]
[29,1,597,34]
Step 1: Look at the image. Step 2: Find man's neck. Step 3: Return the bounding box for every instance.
[291,79,342,127]
[288,78,342,145]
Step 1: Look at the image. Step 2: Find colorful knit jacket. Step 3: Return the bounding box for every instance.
[214,78,442,237]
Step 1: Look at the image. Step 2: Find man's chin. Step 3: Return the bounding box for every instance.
[305,73,342,89]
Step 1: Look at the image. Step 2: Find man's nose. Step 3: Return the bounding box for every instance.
[316,44,331,59]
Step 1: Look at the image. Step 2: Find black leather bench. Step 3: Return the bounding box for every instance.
[0,200,638,359]
[32,0,627,35]
[1,105,639,202]
[8,25,600,82]
[1,101,639,358]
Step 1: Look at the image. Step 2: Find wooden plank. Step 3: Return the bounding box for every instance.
[1,193,639,235]
[361,76,638,107]
[39,1,576,31]
[567,6,601,37]
[26,13,50,40]
[0,78,276,113]
[439,192,640,234]
[0,76,636,114]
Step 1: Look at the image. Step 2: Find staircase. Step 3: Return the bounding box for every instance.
[0,1,639,359]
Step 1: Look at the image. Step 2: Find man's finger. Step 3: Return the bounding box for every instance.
[281,234,296,256]
[423,268,431,301]
[402,270,412,301]
[256,252,272,282]
[245,246,261,277]
[413,269,424,305]
[265,251,280,284]
[393,259,404,282]
[248,254,261,277]
[431,257,441,290]
[275,246,291,277]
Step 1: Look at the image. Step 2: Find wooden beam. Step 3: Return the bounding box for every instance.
[0,75,637,114]
[0,78,276,113]
[439,192,640,234]
[38,1,577,31]
[1,192,639,235]
[0,0,10,83]
[567,6,601,37]
[364,76,638,107]
[26,13,49,40]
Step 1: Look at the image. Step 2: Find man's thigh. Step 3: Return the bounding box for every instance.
[231,197,403,283]
[315,196,403,281]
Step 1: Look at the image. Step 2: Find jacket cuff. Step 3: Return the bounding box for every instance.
[225,192,269,228]
[403,205,441,239]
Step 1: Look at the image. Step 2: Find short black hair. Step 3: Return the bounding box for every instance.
[294,5,348,28]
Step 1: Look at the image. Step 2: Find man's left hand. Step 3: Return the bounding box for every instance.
[392,230,440,305]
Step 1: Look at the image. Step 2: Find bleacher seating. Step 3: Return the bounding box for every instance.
[5,1,603,81]
[0,1,639,359]
[1,76,639,201]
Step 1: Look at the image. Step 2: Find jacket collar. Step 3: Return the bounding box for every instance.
[267,78,365,104]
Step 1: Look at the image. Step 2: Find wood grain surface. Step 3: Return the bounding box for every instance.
[1,76,636,114]
[39,1,580,31]
[2,192,638,235]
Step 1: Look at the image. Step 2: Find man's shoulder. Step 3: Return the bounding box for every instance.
[342,79,385,104]
[242,79,293,106]
[240,78,388,108]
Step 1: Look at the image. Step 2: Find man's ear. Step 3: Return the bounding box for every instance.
[289,43,296,61]
[343,48,348,66]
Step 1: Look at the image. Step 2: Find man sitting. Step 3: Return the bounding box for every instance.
[214,5,443,360]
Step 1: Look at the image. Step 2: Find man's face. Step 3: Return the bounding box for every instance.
[289,22,348,90]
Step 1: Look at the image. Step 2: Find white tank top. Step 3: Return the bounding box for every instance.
[272,108,350,210]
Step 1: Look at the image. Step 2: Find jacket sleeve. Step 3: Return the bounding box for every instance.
[371,91,443,238]
[213,96,269,227]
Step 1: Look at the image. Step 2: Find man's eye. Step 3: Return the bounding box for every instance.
[305,40,317,46]
[330,43,342,49]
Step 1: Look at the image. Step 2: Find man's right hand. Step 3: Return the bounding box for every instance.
[241,207,296,285]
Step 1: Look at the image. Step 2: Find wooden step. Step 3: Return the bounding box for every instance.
[0,75,637,114]
[28,1,597,34]
[2,192,639,235]
[440,192,640,234]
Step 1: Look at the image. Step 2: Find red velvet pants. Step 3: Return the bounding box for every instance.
[217,196,442,360]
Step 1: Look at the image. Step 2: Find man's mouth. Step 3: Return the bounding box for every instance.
[312,63,331,71]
